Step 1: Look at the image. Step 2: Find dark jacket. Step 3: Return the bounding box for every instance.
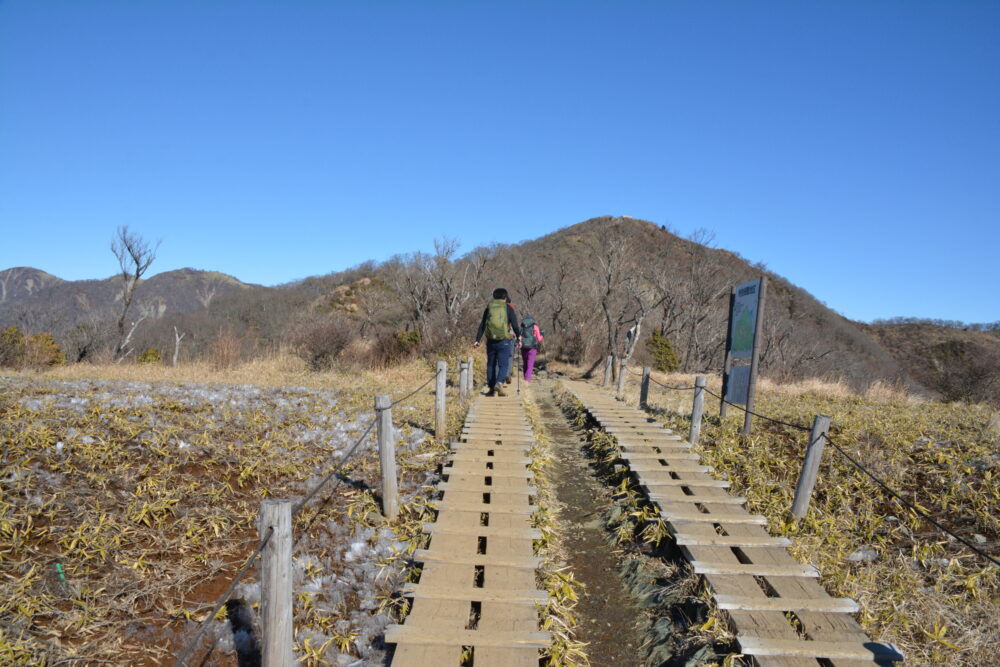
[475,303,520,343]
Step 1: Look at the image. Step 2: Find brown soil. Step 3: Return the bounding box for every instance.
[532,380,646,666]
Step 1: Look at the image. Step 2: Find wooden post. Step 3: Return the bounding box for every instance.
[260,499,294,667]
[375,394,399,520]
[467,356,474,395]
[435,361,447,439]
[720,286,736,419]
[742,276,768,435]
[791,415,832,519]
[639,366,651,409]
[602,354,613,386]
[689,376,707,445]
[459,362,470,400]
[615,358,626,397]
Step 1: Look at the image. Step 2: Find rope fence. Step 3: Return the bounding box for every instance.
[172,360,459,666]
[610,365,998,569]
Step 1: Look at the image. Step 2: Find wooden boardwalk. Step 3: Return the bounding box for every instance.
[565,380,904,666]
[386,392,550,666]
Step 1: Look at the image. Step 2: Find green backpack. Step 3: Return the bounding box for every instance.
[485,299,509,341]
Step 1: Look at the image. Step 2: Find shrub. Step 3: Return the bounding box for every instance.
[0,326,27,368]
[138,347,163,365]
[289,318,355,371]
[27,333,66,367]
[645,328,678,372]
[1,328,64,369]
[209,329,244,370]
[369,329,420,368]
[556,331,585,364]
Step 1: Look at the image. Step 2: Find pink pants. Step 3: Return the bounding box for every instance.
[521,347,538,381]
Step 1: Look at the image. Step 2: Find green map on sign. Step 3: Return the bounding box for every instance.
[732,308,755,353]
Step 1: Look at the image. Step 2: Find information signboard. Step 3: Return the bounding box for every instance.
[725,365,750,405]
[729,279,761,360]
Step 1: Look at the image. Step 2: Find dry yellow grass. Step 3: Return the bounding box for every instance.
[9,349,450,395]
[0,353,465,664]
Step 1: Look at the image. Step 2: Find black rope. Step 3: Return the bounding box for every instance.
[292,418,377,518]
[172,527,274,667]
[823,433,999,568]
[389,374,436,408]
[648,375,698,392]
[703,386,811,432]
[620,363,698,391]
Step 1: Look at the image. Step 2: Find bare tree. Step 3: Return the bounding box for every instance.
[428,238,488,340]
[589,221,668,376]
[172,326,186,366]
[111,226,158,361]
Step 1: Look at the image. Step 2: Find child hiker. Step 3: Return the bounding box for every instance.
[473,288,520,396]
[520,315,543,382]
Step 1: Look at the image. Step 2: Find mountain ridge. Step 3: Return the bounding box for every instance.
[1,217,996,404]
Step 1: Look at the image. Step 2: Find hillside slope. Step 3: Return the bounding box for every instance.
[863,323,1000,404]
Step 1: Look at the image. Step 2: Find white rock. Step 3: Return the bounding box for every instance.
[848,546,878,562]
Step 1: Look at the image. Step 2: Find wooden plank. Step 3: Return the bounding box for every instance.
[737,636,904,661]
[450,441,532,451]
[628,461,714,473]
[643,478,730,488]
[401,583,548,603]
[423,524,542,539]
[412,549,541,568]
[448,454,532,463]
[437,481,537,495]
[620,451,699,460]
[715,594,859,613]
[672,533,793,547]
[431,501,537,514]
[691,562,820,578]
[657,509,767,525]
[385,625,551,649]
[445,469,535,480]
[648,491,746,504]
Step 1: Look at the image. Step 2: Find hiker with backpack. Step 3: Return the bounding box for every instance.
[473,288,521,397]
[520,315,544,382]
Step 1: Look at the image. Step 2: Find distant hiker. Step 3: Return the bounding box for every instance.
[520,315,544,382]
[473,288,520,396]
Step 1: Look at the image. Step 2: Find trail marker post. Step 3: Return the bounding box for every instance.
[639,366,651,409]
[689,375,706,445]
[467,356,474,395]
[602,355,613,387]
[791,415,832,519]
[459,362,470,400]
[435,361,447,439]
[260,499,294,667]
[375,394,399,520]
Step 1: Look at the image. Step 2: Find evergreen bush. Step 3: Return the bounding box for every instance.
[645,328,678,372]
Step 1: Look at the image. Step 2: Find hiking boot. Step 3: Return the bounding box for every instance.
[496,387,507,397]
[485,387,495,397]
[505,376,512,385]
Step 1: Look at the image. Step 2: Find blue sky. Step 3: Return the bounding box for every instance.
[1,1,997,323]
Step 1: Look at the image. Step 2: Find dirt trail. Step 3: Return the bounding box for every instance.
[531,379,646,666]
